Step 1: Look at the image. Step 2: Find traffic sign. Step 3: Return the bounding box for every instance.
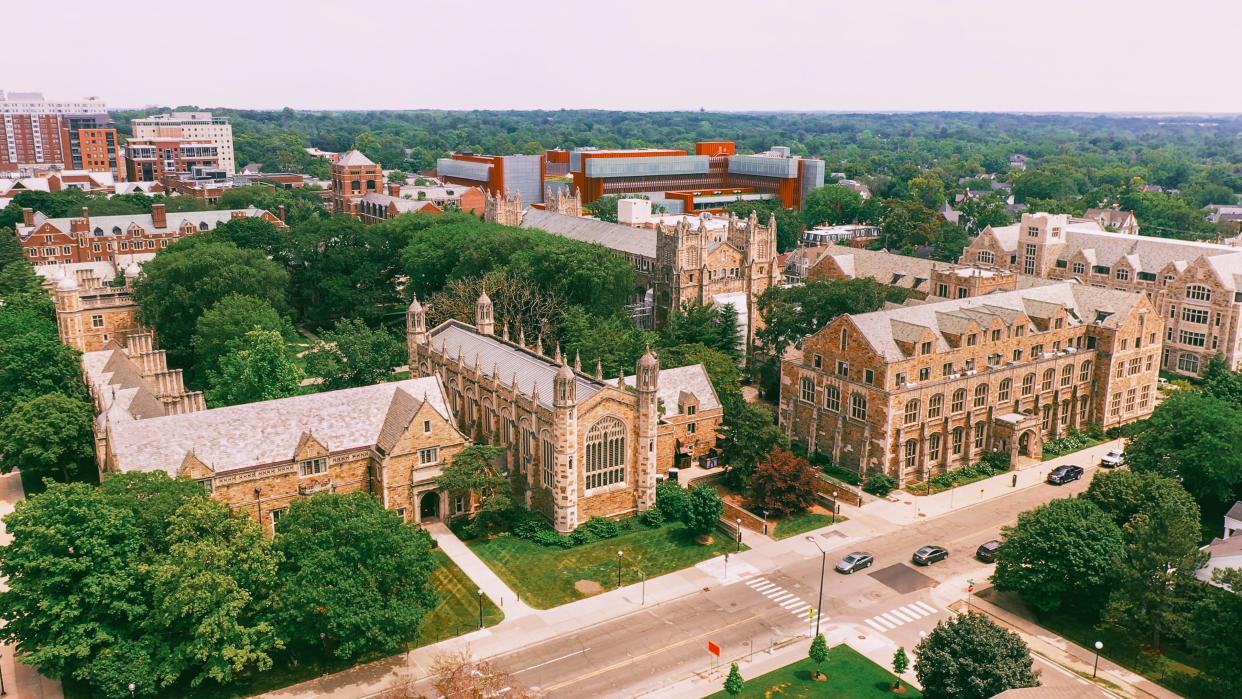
[707,641,721,657]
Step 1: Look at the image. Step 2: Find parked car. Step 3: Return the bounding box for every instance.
[976,540,1001,563]
[1100,450,1125,468]
[1047,465,1085,485]
[911,545,949,566]
[835,551,874,574]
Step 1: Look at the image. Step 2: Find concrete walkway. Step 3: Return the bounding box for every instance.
[0,470,64,699]
[424,522,536,620]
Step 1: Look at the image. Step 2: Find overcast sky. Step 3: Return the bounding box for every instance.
[10,0,1240,113]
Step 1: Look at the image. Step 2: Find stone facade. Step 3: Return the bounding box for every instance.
[408,293,723,532]
[962,212,1242,376]
[779,282,1160,485]
[39,260,145,352]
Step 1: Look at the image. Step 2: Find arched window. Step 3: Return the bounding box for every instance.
[928,433,942,461]
[904,399,920,425]
[1079,361,1092,383]
[951,389,966,413]
[973,421,986,450]
[1060,399,1071,425]
[519,418,534,471]
[824,385,840,412]
[973,384,989,408]
[951,427,964,455]
[585,417,626,491]
[1078,395,1090,421]
[540,430,555,488]
[850,392,868,420]
[978,250,995,264]
[927,393,943,418]
[199,221,209,231]
[998,378,1012,402]
[1021,373,1035,396]
[1060,364,1073,387]
[904,439,918,470]
[1041,405,1052,431]
[1041,369,1055,392]
[1186,285,1212,301]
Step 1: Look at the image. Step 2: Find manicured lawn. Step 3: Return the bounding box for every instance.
[704,644,920,698]
[419,550,504,645]
[469,522,740,609]
[771,510,845,540]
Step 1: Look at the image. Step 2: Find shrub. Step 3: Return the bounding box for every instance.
[584,516,621,540]
[980,451,1012,473]
[640,508,665,527]
[568,528,593,546]
[863,470,897,496]
[749,448,819,517]
[449,516,483,540]
[509,509,550,540]
[681,485,724,537]
[532,529,573,548]
[656,480,688,520]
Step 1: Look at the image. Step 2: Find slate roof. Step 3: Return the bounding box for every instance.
[106,377,451,476]
[360,192,440,214]
[842,282,1144,362]
[337,149,376,167]
[609,364,723,419]
[520,208,657,259]
[984,221,1242,275]
[16,207,274,239]
[428,320,605,409]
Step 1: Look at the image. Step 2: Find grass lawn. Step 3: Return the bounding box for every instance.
[705,644,920,698]
[771,510,845,540]
[907,468,999,496]
[469,522,740,609]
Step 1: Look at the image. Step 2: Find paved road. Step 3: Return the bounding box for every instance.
[408,469,1110,698]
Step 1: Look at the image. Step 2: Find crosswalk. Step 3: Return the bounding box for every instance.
[744,576,825,624]
[863,601,939,632]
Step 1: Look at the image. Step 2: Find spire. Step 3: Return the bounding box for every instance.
[595,358,604,380]
[518,325,526,348]
[555,343,562,364]
[501,323,510,342]
[536,334,544,356]
[574,351,582,372]
[476,292,494,335]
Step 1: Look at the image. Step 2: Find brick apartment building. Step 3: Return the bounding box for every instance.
[355,182,486,223]
[123,137,222,182]
[780,282,1161,485]
[130,112,236,175]
[16,204,285,266]
[1,92,121,176]
[962,211,1242,376]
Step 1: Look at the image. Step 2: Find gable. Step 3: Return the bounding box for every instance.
[387,400,465,457]
[293,431,329,461]
[176,451,214,479]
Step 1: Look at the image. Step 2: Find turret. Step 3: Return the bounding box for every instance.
[554,361,576,407]
[635,347,660,511]
[407,295,427,347]
[476,292,494,335]
[637,346,659,394]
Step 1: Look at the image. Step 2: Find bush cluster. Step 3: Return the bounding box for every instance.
[863,471,898,496]
[929,457,1011,490]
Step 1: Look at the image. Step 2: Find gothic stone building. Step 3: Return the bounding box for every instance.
[408,293,723,533]
[35,257,147,352]
[779,282,1160,485]
[962,212,1242,376]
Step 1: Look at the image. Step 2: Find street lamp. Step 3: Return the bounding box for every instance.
[762,510,769,536]
[0,651,6,697]
[616,550,624,588]
[128,683,136,699]
[735,517,742,552]
[1092,641,1103,679]
[477,589,484,629]
[806,536,827,637]
[831,491,839,524]
[639,569,647,605]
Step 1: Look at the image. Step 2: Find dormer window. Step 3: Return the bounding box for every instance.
[299,457,327,477]
[686,405,697,416]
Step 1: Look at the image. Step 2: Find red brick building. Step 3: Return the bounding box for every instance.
[331,149,384,216]
[124,137,222,182]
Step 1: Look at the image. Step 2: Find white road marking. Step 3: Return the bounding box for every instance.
[879,612,905,626]
[787,603,810,614]
[871,616,897,630]
[780,599,806,610]
[888,608,916,623]
[746,578,768,587]
[899,604,929,619]
[913,601,937,614]
[767,591,794,602]
[751,582,776,592]
[865,619,887,632]
[514,647,591,674]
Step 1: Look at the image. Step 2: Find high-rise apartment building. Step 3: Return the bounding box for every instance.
[0,92,117,174]
[130,112,236,175]
[123,137,222,182]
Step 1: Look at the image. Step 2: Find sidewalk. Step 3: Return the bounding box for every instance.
[964,595,1180,699]
[424,522,535,619]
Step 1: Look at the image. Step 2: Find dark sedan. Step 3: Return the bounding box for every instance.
[1047,465,1085,485]
[976,540,1001,563]
[912,545,949,566]
[835,551,874,574]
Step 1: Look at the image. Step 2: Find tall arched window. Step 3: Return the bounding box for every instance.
[998,378,1012,402]
[951,389,966,413]
[824,385,841,412]
[904,399,920,425]
[540,430,555,488]
[585,417,626,490]
[928,433,942,461]
[1041,369,1055,392]
[1079,361,1092,383]
[973,384,989,408]
[1021,373,1035,396]
[1041,405,1052,431]
[951,427,964,455]
[1060,364,1073,387]
[1079,395,1090,421]
[927,393,943,418]
[850,392,868,420]
[1060,399,1071,425]
[904,439,918,470]
[973,421,986,450]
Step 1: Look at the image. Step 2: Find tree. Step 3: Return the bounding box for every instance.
[287,215,408,328]
[755,278,894,358]
[913,613,1038,699]
[878,199,943,251]
[1126,391,1242,505]
[891,646,910,690]
[658,342,742,403]
[271,493,437,661]
[206,329,305,407]
[147,497,282,689]
[435,446,509,528]
[718,397,787,488]
[0,392,96,485]
[428,649,537,699]
[661,301,742,361]
[562,307,657,379]
[656,480,689,520]
[680,485,724,539]
[583,194,662,223]
[133,238,289,368]
[724,662,744,695]
[1200,353,1242,406]
[931,221,971,262]
[303,318,405,391]
[1188,583,1242,694]
[388,170,407,183]
[725,200,803,252]
[192,294,296,383]
[0,330,86,420]
[749,449,818,517]
[808,632,829,680]
[992,498,1124,615]
[803,185,866,228]
[427,268,568,347]
[206,216,293,266]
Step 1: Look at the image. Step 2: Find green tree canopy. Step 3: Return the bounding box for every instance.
[192,294,296,384]
[914,613,1039,699]
[435,445,510,527]
[660,301,742,361]
[206,328,305,407]
[1126,390,1242,505]
[680,484,724,537]
[718,397,788,488]
[287,215,408,328]
[803,185,867,228]
[0,328,86,421]
[303,318,405,391]
[0,392,96,486]
[755,277,896,357]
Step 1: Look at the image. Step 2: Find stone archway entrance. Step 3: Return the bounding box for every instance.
[1017,431,1033,456]
[419,491,440,521]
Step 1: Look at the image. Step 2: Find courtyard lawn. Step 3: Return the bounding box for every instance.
[705,644,920,699]
[771,510,844,540]
[419,550,504,646]
[469,522,740,609]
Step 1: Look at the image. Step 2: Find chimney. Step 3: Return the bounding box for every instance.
[151,203,167,229]
[388,183,401,196]
[81,207,90,224]
[21,207,33,226]
[277,204,287,222]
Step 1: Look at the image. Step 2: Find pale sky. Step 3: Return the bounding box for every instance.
[11,0,1242,113]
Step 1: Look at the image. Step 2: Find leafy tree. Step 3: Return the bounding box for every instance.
[303,318,405,391]
[388,170,407,183]
[992,498,1124,615]
[213,186,324,226]
[956,193,1014,235]
[755,278,894,357]
[680,485,724,538]
[133,237,289,368]
[0,329,86,420]
[908,174,948,209]
[718,397,788,488]
[435,446,509,528]
[206,217,293,266]
[206,328,305,407]
[1200,353,1242,406]
[725,200,803,252]
[931,221,971,262]
[808,632,829,679]
[287,215,408,328]
[724,662,744,695]
[660,301,742,361]
[562,307,656,379]
[427,269,568,348]
[913,613,1038,699]
[803,185,866,228]
[271,493,437,661]
[892,647,910,689]
[582,194,663,223]
[1188,583,1242,694]
[878,199,942,251]
[656,480,688,520]
[748,448,818,517]
[148,497,282,689]
[192,294,296,383]
[1126,391,1242,505]
[0,392,96,485]
[0,259,54,312]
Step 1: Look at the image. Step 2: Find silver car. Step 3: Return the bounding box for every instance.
[1101,450,1125,468]
[835,551,874,574]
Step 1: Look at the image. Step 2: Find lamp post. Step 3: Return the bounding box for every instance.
[477,589,484,629]
[639,570,647,605]
[806,536,827,637]
[724,551,730,579]
[128,683,136,699]
[762,510,769,536]
[831,491,839,524]
[1092,641,1103,679]
[735,517,742,552]
[0,651,6,697]
[616,550,624,588]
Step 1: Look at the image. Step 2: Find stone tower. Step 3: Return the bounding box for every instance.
[635,347,660,511]
[407,295,427,362]
[544,186,582,217]
[1018,212,1069,277]
[483,190,524,227]
[552,361,580,532]
[475,292,494,335]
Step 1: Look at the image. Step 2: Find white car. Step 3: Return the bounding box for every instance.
[1101,450,1125,468]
